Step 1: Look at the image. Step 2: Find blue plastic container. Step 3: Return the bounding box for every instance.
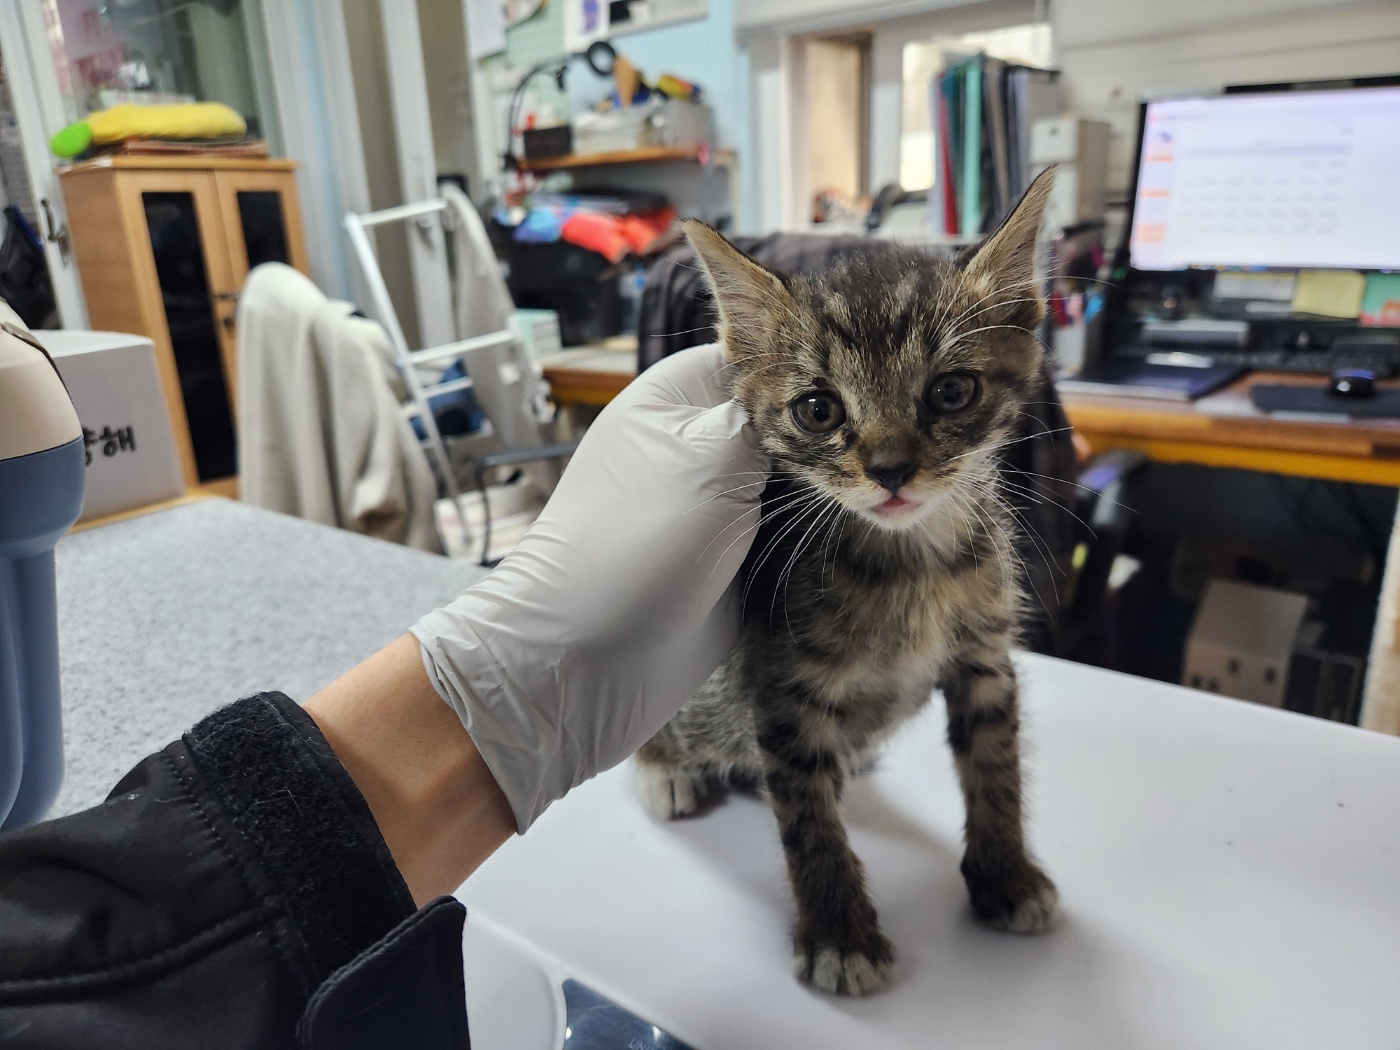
[0,435,85,829]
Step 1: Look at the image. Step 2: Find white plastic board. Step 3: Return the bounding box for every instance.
[460,653,1400,1050]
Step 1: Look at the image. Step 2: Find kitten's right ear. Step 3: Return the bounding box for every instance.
[961,165,1056,289]
[683,220,794,358]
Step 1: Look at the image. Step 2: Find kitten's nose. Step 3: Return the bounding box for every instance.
[865,462,916,493]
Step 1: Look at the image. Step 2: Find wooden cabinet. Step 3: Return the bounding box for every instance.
[59,157,309,494]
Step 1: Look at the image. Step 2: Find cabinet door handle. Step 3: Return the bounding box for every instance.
[40,199,71,259]
[213,291,241,303]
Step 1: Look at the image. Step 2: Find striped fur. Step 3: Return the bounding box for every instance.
[638,172,1060,996]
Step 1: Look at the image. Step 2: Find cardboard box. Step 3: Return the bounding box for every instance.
[39,331,184,522]
[1183,578,1309,707]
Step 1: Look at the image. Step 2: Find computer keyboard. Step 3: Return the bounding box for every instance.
[1116,345,1400,378]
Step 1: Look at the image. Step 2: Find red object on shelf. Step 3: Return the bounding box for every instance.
[560,210,629,263]
[559,206,678,262]
[617,207,677,255]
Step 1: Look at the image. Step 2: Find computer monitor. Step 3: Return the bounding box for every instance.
[1127,85,1400,272]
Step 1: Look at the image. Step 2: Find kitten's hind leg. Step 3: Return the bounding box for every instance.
[941,640,1059,934]
[760,715,893,996]
[635,739,714,820]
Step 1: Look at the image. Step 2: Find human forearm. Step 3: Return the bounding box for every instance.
[303,634,515,906]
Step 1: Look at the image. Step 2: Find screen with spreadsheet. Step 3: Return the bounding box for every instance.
[1128,87,1400,271]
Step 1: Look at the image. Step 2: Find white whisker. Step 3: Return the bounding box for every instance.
[742,492,829,604]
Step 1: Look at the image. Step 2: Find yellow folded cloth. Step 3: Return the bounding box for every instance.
[51,102,247,158]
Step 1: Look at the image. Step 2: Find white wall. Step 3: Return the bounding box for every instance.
[745,0,1400,233]
[583,0,749,152]
[1054,0,1400,192]
[568,0,755,229]
[738,0,977,34]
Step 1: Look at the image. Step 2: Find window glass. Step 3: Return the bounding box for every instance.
[41,0,280,152]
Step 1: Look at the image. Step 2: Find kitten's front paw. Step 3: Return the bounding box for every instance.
[961,854,1060,934]
[792,931,894,997]
[636,761,710,820]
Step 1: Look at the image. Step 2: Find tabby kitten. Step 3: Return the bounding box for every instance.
[636,170,1061,997]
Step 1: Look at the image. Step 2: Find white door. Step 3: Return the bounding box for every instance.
[0,3,89,328]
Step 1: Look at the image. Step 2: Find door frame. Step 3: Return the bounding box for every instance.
[0,2,90,327]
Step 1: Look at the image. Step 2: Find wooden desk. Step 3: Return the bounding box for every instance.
[1064,371,1400,487]
[539,336,638,409]
[540,351,1400,487]
[536,349,1400,726]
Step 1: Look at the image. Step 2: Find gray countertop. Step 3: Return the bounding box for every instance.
[53,498,486,817]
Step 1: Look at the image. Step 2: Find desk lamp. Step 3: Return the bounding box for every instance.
[504,41,617,171]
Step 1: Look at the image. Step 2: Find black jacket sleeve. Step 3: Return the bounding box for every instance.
[0,692,471,1050]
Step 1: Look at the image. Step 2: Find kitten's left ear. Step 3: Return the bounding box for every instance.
[683,219,795,362]
[961,165,1057,291]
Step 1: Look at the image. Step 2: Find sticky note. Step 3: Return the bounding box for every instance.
[1360,273,1400,327]
[1292,270,1366,319]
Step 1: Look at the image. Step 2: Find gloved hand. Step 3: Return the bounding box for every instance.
[411,343,766,831]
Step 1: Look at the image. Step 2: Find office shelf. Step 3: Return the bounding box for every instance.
[520,145,733,172]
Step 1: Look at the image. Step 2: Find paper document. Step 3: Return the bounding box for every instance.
[465,0,506,59]
[563,0,610,53]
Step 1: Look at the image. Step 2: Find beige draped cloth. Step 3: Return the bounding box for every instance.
[236,263,439,552]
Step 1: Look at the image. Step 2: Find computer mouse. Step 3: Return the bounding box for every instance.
[1329,369,1376,399]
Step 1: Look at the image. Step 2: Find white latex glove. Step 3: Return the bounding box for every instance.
[411,343,766,831]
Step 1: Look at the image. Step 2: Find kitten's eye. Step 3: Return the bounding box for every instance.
[791,392,847,433]
[925,372,979,414]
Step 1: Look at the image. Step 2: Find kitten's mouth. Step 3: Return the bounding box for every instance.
[874,494,920,516]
